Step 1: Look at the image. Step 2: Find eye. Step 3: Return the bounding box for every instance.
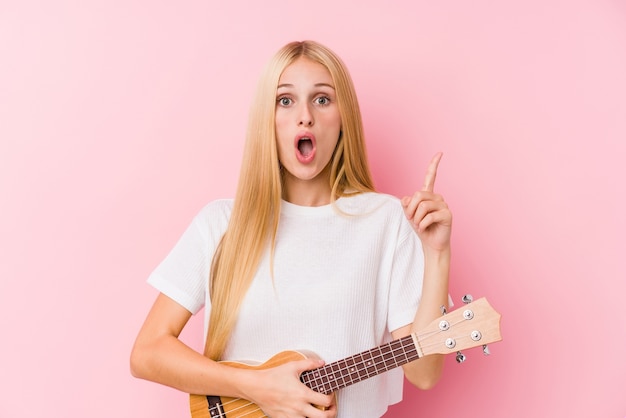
[277,97,292,107]
[315,96,331,106]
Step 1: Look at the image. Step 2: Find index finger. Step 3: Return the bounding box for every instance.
[422,152,443,192]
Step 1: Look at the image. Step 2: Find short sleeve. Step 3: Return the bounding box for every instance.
[147,201,232,314]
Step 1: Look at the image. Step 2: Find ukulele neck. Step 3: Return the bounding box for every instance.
[300,334,419,394]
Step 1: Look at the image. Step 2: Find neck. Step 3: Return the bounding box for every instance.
[282,167,333,207]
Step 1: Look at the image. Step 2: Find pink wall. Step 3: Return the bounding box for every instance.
[1,1,625,417]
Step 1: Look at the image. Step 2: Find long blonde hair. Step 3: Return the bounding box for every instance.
[205,40,375,360]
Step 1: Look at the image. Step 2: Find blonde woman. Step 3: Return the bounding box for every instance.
[131,40,452,418]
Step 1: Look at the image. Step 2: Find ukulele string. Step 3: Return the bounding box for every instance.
[208,398,267,418]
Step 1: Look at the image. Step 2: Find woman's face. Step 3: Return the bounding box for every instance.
[275,57,342,205]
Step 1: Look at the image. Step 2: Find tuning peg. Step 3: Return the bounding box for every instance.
[462,294,473,304]
[482,344,490,356]
[456,351,466,363]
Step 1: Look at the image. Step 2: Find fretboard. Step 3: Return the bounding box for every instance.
[299,334,420,395]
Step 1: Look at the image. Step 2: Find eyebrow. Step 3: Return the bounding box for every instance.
[277,83,335,90]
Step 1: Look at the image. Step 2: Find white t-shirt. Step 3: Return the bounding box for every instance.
[148,192,425,417]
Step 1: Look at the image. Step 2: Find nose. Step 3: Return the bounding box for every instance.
[298,103,314,127]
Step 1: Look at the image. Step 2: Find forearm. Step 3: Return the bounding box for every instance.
[130,293,254,398]
[402,247,451,389]
[130,332,252,398]
[414,246,450,328]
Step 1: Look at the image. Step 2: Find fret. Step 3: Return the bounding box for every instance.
[337,358,351,387]
[393,339,407,366]
[345,356,359,383]
[362,350,376,378]
[381,344,397,370]
[392,340,404,367]
[371,347,383,374]
[331,362,346,389]
[320,366,331,393]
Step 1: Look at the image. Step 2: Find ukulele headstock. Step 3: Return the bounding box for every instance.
[415,297,502,359]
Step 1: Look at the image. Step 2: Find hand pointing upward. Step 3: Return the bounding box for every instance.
[401,152,453,253]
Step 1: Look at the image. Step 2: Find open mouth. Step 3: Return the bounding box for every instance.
[297,137,314,157]
[294,132,316,163]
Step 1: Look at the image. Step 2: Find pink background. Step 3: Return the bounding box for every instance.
[1,1,625,417]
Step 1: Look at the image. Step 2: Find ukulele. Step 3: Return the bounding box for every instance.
[189,296,502,418]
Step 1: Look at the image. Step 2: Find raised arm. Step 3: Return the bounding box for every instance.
[394,152,452,389]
